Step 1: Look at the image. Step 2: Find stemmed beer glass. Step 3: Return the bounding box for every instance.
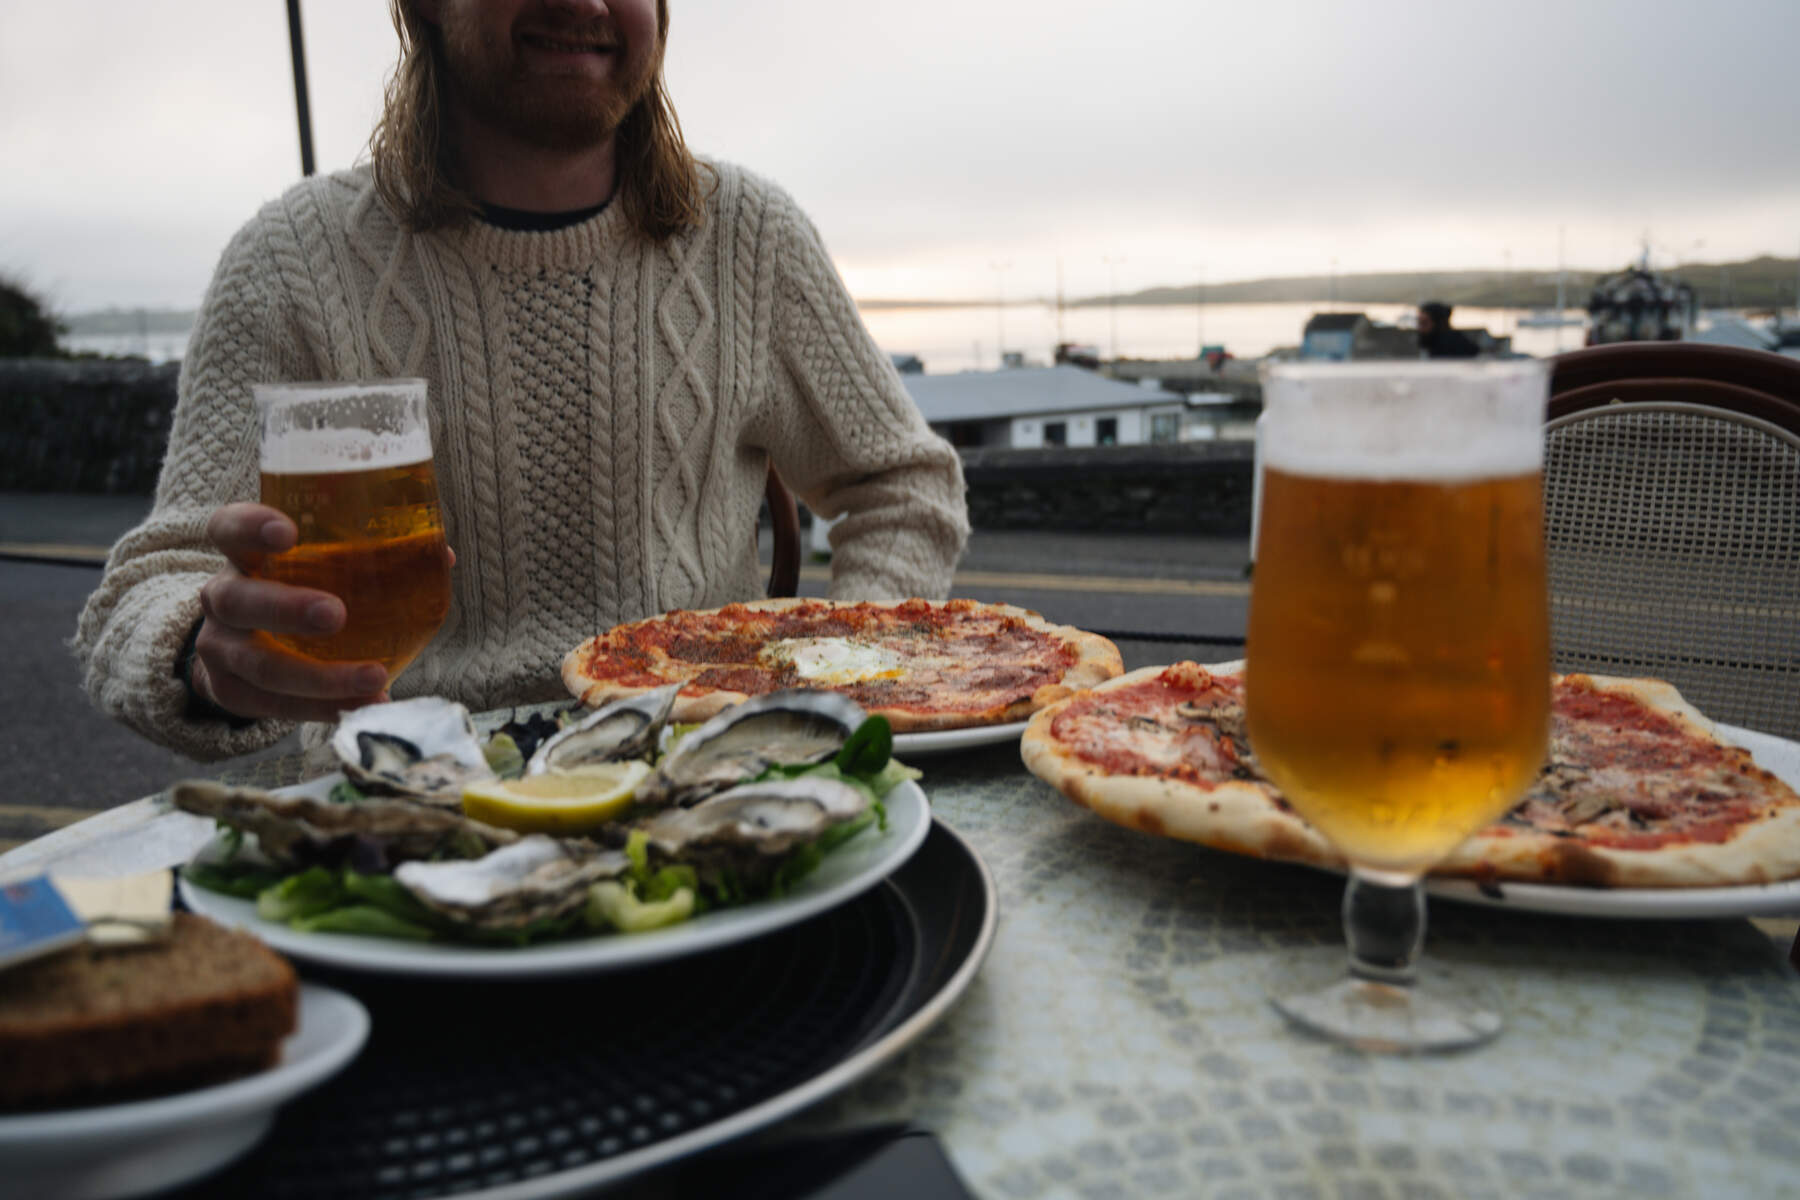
[252,379,452,685]
[1247,360,1551,1051]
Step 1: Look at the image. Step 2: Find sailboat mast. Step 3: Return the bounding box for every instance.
[1056,257,1065,346]
[1555,228,1567,312]
[1555,227,1567,352]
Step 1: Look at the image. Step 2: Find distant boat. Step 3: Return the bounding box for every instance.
[1586,243,1696,346]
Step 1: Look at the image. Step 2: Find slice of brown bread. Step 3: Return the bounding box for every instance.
[0,911,299,1111]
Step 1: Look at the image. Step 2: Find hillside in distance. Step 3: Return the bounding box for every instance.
[859,256,1800,312]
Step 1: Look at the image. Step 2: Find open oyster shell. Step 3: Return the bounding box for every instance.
[394,837,630,932]
[331,697,497,806]
[639,775,870,883]
[527,683,683,775]
[171,779,517,872]
[636,690,866,809]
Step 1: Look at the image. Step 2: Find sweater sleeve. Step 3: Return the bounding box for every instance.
[70,217,310,761]
[761,195,970,602]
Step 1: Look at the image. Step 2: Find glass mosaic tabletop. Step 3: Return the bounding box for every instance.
[783,742,1800,1200]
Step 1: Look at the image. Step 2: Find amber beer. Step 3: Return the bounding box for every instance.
[252,381,450,680]
[1247,465,1549,873]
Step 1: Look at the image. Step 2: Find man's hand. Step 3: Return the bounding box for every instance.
[192,503,389,722]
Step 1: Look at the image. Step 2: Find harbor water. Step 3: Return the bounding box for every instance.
[858,301,1589,374]
[65,302,1589,373]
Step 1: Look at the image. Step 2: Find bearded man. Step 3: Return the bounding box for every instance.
[75,0,969,759]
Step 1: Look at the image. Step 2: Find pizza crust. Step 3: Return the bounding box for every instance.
[1439,806,1800,888]
[563,597,1123,732]
[1022,663,1800,889]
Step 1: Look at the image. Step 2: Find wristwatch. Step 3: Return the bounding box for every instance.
[174,617,255,727]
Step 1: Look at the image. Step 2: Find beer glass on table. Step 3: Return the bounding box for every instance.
[252,379,451,684]
[1247,360,1550,1051]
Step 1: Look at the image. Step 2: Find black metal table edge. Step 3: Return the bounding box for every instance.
[182,818,998,1200]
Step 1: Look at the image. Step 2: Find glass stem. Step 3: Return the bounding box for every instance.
[1342,871,1424,987]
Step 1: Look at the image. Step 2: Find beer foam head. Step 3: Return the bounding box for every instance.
[256,379,432,472]
[261,426,432,473]
[1258,360,1546,480]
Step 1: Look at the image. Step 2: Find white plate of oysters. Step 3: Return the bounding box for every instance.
[177,687,932,979]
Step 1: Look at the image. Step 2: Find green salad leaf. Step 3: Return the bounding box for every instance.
[482,731,526,779]
[835,715,893,777]
[255,867,345,923]
[182,861,285,899]
[586,880,695,933]
[292,904,435,940]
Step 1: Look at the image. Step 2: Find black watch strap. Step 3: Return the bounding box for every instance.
[175,617,256,728]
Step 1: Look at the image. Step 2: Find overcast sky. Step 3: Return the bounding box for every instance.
[3,0,1796,313]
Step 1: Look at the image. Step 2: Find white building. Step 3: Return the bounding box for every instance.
[900,365,1255,450]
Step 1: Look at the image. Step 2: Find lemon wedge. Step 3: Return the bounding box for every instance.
[461,761,652,834]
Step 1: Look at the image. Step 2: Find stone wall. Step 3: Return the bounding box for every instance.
[0,358,1256,533]
[0,358,179,493]
[960,441,1254,534]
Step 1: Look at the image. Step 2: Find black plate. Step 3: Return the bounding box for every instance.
[175,819,996,1199]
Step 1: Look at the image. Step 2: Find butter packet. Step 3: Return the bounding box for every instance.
[52,871,175,947]
[0,876,87,971]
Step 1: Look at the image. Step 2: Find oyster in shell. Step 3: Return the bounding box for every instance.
[394,837,630,932]
[171,779,517,873]
[331,697,496,806]
[636,690,865,808]
[527,683,683,775]
[639,775,870,885]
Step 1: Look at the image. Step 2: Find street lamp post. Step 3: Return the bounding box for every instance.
[286,0,316,177]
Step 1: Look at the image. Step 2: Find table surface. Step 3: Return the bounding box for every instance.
[206,734,1800,1200]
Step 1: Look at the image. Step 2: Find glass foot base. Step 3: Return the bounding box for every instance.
[1269,951,1502,1053]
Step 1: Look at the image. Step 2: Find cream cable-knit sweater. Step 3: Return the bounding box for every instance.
[73,161,969,761]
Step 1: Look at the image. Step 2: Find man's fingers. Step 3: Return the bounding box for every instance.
[197,625,388,704]
[197,657,387,724]
[201,575,344,636]
[206,503,296,572]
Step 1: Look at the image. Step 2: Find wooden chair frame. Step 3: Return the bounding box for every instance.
[1549,343,1800,432]
[763,465,801,598]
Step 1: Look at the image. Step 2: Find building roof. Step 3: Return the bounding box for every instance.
[902,365,1170,423]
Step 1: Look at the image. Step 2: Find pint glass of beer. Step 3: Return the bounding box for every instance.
[1248,359,1550,1051]
[252,379,451,682]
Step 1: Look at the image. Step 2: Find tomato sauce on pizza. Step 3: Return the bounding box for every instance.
[564,598,1123,733]
[1047,663,1257,787]
[1503,676,1771,852]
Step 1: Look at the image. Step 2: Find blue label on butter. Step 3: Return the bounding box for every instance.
[0,876,87,970]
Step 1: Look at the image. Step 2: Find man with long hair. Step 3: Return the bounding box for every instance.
[76,0,968,758]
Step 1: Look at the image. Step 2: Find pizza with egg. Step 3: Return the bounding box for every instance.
[563,598,1123,732]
